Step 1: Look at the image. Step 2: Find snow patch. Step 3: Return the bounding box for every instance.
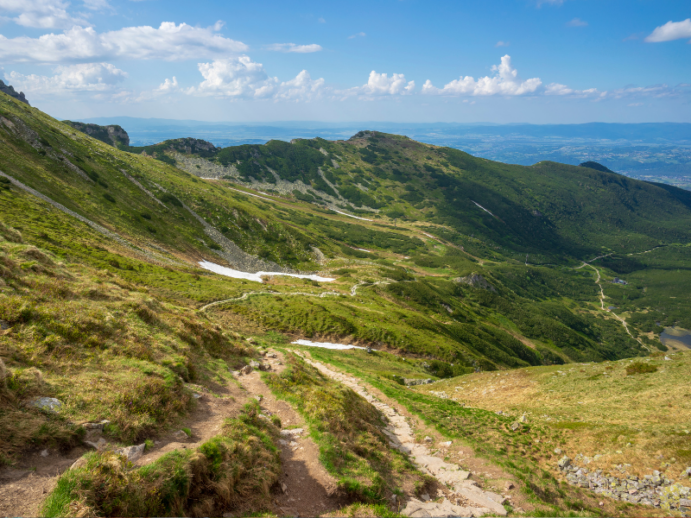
[199,260,334,284]
[292,339,366,350]
[331,209,373,221]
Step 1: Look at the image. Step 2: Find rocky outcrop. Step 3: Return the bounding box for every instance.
[63,121,130,147]
[0,80,29,105]
[558,455,691,515]
[454,273,496,292]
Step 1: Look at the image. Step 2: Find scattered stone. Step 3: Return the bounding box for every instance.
[173,429,190,441]
[440,441,452,447]
[558,456,572,469]
[85,438,107,450]
[30,397,62,413]
[280,428,303,437]
[424,436,433,443]
[82,420,110,430]
[116,443,145,462]
[554,448,563,455]
[240,365,253,375]
[404,378,433,386]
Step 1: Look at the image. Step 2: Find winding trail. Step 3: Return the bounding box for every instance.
[201,279,393,312]
[300,354,510,518]
[584,262,650,351]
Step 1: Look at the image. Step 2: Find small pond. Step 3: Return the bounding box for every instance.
[659,327,691,349]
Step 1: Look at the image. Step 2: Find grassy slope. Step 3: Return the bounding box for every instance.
[296,344,681,517]
[415,350,691,480]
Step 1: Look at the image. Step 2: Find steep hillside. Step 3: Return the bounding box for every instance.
[5,89,691,375]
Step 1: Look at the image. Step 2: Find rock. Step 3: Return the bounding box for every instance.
[454,483,508,516]
[420,494,430,501]
[558,456,572,470]
[519,414,528,423]
[280,428,303,437]
[404,378,433,386]
[0,319,9,330]
[554,448,563,455]
[231,370,240,376]
[82,420,110,430]
[254,395,263,402]
[173,429,190,441]
[258,363,271,371]
[266,353,277,358]
[30,397,63,413]
[454,273,496,292]
[424,436,433,443]
[40,449,49,457]
[192,393,203,399]
[116,443,145,462]
[249,360,261,368]
[680,498,691,508]
[505,482,515,491]
[281,482,288,493]
[240,365,253,375]
[510,422,521,431]
[440,441,452,447]
[85,438,107,450]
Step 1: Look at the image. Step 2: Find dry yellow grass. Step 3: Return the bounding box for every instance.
[416,351,691,480]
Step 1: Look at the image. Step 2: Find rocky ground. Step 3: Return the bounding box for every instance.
[558,454,691,516]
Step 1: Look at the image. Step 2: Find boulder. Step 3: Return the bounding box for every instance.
[30,397,63,413]
[116,443,145,462]
[240,365,253,375]
[558,456,572,470]
[249,360,261,368]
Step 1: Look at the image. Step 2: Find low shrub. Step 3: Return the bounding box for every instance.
[625,362,658,375]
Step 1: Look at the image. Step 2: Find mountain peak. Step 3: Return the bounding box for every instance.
[0,80,29,106]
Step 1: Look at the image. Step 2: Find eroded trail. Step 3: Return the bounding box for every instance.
[301,354,510,518]
[235,357,345,517]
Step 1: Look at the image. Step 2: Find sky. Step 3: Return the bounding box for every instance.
[0,0,689,123]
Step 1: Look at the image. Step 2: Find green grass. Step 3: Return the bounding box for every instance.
[264,353,430,502]
[42,400,280,517]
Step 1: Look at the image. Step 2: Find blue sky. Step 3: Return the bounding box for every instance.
[0,0,689,123]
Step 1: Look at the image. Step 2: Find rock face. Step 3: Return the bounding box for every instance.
[454,273,496,292]
[0,80,29,105]
[63,121,130,147]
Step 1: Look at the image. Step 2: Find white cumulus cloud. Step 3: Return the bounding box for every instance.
[188,56,324,102]
[422,55,542,96]
[6,62,127,94]
[0,21,248,63]
[0,0,88,28]
[338,71,415,99]
[645,19,691,43]
[265,43,322,53]
[545,82,602,98]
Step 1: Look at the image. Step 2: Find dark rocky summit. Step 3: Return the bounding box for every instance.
[0,80,29,105]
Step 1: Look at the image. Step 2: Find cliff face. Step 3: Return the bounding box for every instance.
[0,81,29,105]
[63,121,130,147]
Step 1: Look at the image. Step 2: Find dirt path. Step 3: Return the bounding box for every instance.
[299,353,528,517]
[236,357,346,517]
[0,352,344,518]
